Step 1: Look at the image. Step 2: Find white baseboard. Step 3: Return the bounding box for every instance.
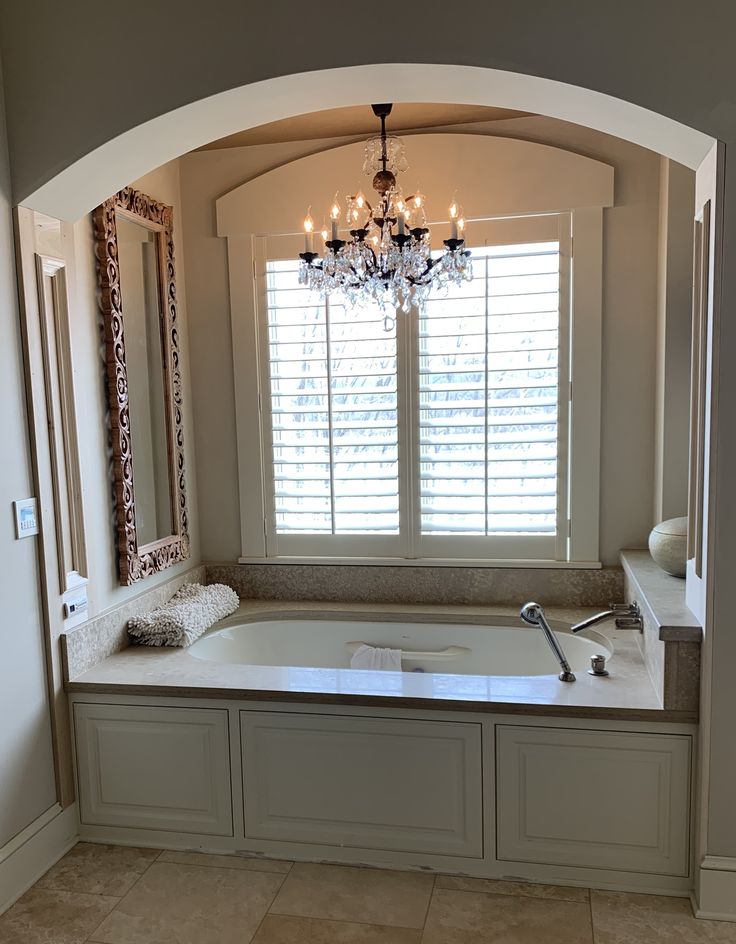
[0,804,78,916]
[694,856,736,921]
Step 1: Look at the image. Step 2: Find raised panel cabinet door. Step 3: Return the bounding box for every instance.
[240,711,483,857]
[74,703,233,835]
[496,725,692,876]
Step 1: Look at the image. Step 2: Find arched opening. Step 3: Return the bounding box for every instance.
[13,60,734,923]
[22,63,712,220]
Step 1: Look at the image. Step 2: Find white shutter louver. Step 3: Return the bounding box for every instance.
[418,241,561,537]
[265,260,400,537]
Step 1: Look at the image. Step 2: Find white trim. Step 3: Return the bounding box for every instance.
[687,144,723,625]
[21,63,711,221]
[554,215,572,562]
[0,804,78,916]
[229,235,267,558]
[694,856,736,921]
[689,144,724,891]
[701,855,736,872]
[236,555,603,569]
[34,253,88,597]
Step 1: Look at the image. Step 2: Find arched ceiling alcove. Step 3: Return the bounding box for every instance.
[215,133,615,236]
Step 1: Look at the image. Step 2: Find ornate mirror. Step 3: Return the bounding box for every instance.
[93,187,189,584]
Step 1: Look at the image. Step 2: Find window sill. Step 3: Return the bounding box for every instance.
[237,556,603,570]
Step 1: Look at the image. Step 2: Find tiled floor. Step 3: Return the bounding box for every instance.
[2,843,736,943]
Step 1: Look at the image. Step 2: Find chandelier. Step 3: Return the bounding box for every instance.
[298,103,471,316]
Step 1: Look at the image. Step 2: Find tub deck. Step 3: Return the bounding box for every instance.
[64,601,692,722]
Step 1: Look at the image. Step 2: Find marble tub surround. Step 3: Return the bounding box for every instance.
[621,550,701,714]
[61,564,206,679]
[207,561,624,607]
[65,600,682,721]
[3,844,735,944]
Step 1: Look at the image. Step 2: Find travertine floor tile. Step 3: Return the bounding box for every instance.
[88,862,284,944]
[436,874,589,902]
[0,887,118,944]
[37,842,159,896]
[270,863,434,929]
[252,914,423,942]
[158,849,292,873]
[422,887,594,943]
[591,890,736,943]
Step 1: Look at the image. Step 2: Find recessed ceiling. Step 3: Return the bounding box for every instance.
[196,103,531,150]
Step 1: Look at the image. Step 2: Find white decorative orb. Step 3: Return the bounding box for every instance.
[648,516,688,578]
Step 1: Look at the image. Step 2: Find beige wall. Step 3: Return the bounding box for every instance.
[180,116,665,566]
[70,159,200,617]
[0,75,57,846]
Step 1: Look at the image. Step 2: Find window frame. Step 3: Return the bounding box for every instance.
[234,209,602,565]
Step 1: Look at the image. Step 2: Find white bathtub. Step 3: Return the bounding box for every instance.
[188,617,613,677]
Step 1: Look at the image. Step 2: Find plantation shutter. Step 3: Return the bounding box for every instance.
[257,216,570,561]
[414,218,568,560]
[261,255,403,557]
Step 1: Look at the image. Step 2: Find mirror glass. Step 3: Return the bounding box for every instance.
[115,211,173,545]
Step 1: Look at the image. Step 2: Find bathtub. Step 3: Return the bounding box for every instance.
[188,616,612,676]
[71,612,695,893]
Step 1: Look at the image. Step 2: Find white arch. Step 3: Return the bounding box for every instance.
[25,63,712,221]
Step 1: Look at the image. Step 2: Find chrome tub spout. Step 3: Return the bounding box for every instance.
[570,601,642,634]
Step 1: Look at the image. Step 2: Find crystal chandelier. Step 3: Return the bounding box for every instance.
[298,103,471,317]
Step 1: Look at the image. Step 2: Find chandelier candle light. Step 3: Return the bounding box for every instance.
[298,103,472,316]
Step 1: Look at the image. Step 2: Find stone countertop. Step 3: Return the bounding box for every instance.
[621,550,701,641]
[65,600,696,723]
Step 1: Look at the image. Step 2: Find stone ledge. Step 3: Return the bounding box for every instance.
[61,564,207,680]
[621,549,701,641]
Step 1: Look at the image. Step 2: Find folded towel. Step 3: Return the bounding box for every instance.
[350,644,402,671]
[128,583,239,647]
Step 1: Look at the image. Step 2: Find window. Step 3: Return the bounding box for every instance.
[246,212,599,563]
[416,240,563,560]
[264,283,400,548]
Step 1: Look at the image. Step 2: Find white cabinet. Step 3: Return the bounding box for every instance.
[69,696,694,890]
[495,725,691,875]
[74,703,233,836]
[240,711,483,857]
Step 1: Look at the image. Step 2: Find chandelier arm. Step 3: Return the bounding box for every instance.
[405,251,462,286]
[407,269,438,287]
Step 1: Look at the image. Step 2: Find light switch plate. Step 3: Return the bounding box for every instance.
[14,498,39,538]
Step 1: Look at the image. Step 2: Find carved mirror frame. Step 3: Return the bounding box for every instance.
[93,187,189,584]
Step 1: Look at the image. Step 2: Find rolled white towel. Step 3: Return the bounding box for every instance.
[128,583,239,647]
[350,644,402,671]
